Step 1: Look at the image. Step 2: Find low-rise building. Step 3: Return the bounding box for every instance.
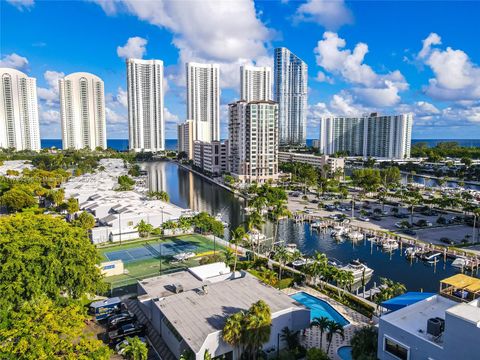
[278,152,344,176]
[193,140,228,176]
[378,275,480,360]
[137,263,310,359]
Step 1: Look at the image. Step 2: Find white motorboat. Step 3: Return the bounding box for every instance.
[311,221,325,230]
[331,225,347,238]
[292,258,307,267]
[173,252,195,261]
[382,239,399,251]
[339,260,374,283]
[421,251,442,263]
[404,246,422,259]
[245,229,266,243]
[347,231,364,241]
[451,256,472,269]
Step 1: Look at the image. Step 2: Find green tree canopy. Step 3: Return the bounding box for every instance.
[350,326,378,360]
[0,187,37,212]
[0,213,105,309]
[75,211,96,230]
[0,296,111,359]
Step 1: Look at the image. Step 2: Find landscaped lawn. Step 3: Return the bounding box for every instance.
[98,234,226,287]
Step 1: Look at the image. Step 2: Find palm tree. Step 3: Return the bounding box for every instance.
[203,350,212,360]
[119,336,148,360]
[311,316,330,350]
[273,246,292,280]
[245,300,272,359]
[270,200,291,248]
[230,226,246,274]
[326,320,345,353]
[351,326,378,360]
[248,210,264,257]
[223,249,235,268]
[306,252,328,287]
[335,270,351,297]
[472,208,480,243]
[222,312,244,359]
[135,220,154,238]
[280,326,300,351]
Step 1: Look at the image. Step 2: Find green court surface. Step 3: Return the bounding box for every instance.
[98,234,225,288]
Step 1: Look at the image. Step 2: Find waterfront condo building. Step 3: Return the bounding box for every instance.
[278,152,344,177]
[59,72,106,150]
[319,113,413,159]
[0,68,40,151]
[193,140,228,176]
[240,65,272,102]
[127,59,165,152]
[228,100,279,183]
[186,62,220,142]
[177,119,194,160]
[274,47,308,146]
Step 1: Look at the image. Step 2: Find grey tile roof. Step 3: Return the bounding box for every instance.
[155,273,303,353]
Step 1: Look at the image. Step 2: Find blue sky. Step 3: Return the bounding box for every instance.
[2,0,480,140]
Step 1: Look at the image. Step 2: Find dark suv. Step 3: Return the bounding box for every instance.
[107,311,137,330]
[108,322,146,343]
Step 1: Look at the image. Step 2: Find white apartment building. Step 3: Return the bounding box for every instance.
[319,113,413,159]
[240,65,272,102]
[186,62,220,142]
[59,72,107,150]
[278,152,344,176]
[127,59,165,152]
[228,100,279,183]
[0,68,40,151]
[193,140,228,176]
[274,47,308,146]
[177,120,194,160]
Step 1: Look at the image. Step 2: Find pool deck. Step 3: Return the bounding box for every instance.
[283,286,372,360]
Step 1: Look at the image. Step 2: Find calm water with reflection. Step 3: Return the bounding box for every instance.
[142,161,478,292]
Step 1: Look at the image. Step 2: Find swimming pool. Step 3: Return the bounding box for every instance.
[337,346,353,360]
[290,292,350,326]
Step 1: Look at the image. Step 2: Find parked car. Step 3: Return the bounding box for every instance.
[440,237,456,245]
[395,221,408,229]
[371,215,382,221]
[108,323,146,343]
[107,311,137,330]
[358,216,370,222]
[402,229,417,236]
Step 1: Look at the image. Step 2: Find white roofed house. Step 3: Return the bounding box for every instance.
[136,263,311,359]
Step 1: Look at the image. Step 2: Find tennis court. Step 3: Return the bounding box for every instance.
[103,239,200,264]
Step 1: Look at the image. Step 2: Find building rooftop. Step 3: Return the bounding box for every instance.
[381,294,457,346]
[447,299,480,326]
[149,272,306,353]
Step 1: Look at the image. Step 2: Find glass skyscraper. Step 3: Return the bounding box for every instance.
[274,47,308,146]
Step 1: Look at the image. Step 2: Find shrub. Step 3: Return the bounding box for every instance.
[277,278,294,289]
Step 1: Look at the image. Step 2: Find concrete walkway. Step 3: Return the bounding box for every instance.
[283,286,372,360]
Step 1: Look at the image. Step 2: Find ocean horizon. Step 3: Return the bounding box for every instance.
[41,138,480,152]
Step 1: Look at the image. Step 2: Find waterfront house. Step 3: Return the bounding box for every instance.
[136,263,311,359]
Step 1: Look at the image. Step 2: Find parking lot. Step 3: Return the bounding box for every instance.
[287,193,476,248]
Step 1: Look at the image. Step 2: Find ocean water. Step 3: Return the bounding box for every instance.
[41,138,480,151]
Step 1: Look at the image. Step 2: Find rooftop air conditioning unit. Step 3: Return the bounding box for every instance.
[173,283,184,294]
[427,318,443,336]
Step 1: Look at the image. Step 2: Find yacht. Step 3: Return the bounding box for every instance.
[245,229,266,243]
[291,258,313,267]
[331,225,347,238]
[382,239,399,251]
[311,221,325,230]
[339,260,374,283]
[404,246,422,259]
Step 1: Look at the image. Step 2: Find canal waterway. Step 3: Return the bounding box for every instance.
[142,161,478,293]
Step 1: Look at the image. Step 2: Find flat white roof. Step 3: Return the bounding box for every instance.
[381,295,457,345]
[187,262,231,281]
[446,299,480,326]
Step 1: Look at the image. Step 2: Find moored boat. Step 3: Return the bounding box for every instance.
[382,239,399,251]
[339,259,374,283]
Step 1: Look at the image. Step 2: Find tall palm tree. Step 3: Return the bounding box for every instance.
[248,210,264,257]
[311,316,330,350]
[472,208,480,243]
[326,320,345,353]
[222,312,244,359]
[119,336,148,360]
[306,252,328,287]
[273,246,292,280]
[280,326,300,351]
[230,226,246,274]
[246,300,272,359]
[270,200,291,249]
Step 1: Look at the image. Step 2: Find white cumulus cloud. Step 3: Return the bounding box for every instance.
[314,32,408,107]
[417,33,480,101]
[94,0,273,89]
[295,0,352,30]
[37,70,64,105]
[117,36,148,60]
[6,0,34,11]
[0,53,29,70]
